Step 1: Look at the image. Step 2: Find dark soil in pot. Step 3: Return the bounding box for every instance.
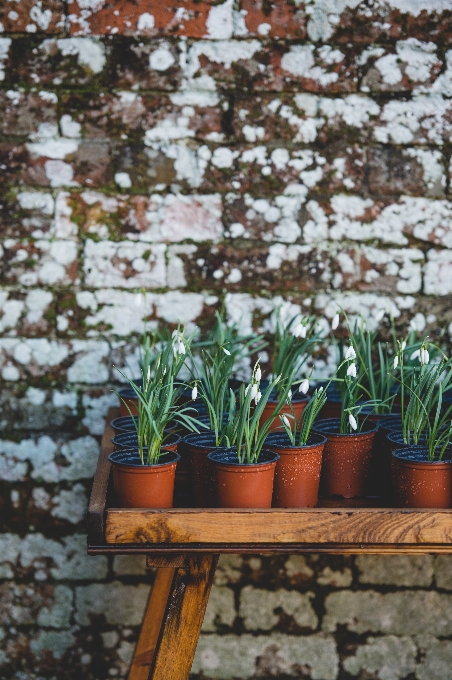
[313,418,377,498]
[179,432,230,507]
[208,449,279,508]
[392,447,452,508]
[260,395,309,432]
[265,432,326,508]
[108,449,180,508]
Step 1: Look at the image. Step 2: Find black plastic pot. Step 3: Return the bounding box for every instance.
[111,431,181,451]
[180,432,230,507]
[111,416,138,434]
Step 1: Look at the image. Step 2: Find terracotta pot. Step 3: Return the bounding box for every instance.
[111,432,181,452]
[108,449,180,508]
[111,416,138,435]
[260,396,309,432]
[208,449,279,508]
[181,432,230,507]
[364,413,400,497]
[392,447,452,508]
[266,432,326,508]
[313,418,377,498]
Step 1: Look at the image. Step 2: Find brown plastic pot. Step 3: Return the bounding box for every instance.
[111,432,181,452]
[260,396,308,432]
[181,432,230,507]
[108,449,180,508]
[313,418,377,498]
[266,432,326,508]
[208,449,279,508]
[118,388,139,417]
[392,447,452,508]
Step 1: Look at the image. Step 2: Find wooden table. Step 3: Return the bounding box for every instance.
[88,408,452,680]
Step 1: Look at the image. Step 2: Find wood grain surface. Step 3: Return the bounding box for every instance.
[105,507,452,547]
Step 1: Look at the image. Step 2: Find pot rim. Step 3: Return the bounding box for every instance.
[312,418,377,437]
[108,448,180,468]
[207,449,279,467]
[111,432,181,446]
[111,416,138,433]
[392,447,452,465]
[180,431,221,449]
[265,432,327,451]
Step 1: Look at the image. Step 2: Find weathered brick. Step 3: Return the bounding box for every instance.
[68,0,229,39]
[0,583,72,628]
[368,147,446,198]
[239,586,318,631]
[0,90,58,137]
[1,239,78,287]
[343,635,417,680]
[240,0,306,39]
[202,586,236,631]
[356,555,434,587]
[75,582,150,626]
[11,37,107,88]
[109,38,183,91]
[416,639,452,680]
[83,240,167,289]
[193,633,338,679]
[0,0,64,34]
[323,590,452,635]
[434,555,452,590]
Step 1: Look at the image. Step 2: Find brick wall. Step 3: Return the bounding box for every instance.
[1,1,452,678]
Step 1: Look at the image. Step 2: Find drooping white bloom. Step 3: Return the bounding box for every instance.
[192,385,198,400]
[375,309,385,323]
[410,349,420,360]
[287,389,293,403]
[393,356,399,369]
[345,345,356,360]
[178,340,186,355]
[292,323,307,338]
[420,348,430,365]
[255,391,262,405]
[401,341,407,350]
[349,414,358,431]
[331,313,340,330]
[223,347,231,356]
[255,366,262,382]
[347,363,357,378]
[299,379,309,394]
[281,415,291,428]
[251,383,258,400]
[147,366,151,381]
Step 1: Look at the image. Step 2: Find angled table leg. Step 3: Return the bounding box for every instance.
[128,554,218,680]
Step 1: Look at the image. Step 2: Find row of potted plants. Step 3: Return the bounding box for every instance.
[107,310,452,510]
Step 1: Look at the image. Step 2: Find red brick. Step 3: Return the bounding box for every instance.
[60,91,224,140]
[0,0,64,34]
[0,190,55,240]
[361,45,442,94]
[240,0,306,39]
[0,239,78,287]
[68,0,220,38]
[368,148,446,199]
[0,91,58,137]
[109,38,183,91]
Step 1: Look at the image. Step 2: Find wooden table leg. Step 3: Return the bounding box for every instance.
[128,554,218,680]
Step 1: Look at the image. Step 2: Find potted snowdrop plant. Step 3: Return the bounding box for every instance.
[108,330,203,508]
[207,363,293,508]
[261,309,321,431]
[313,343,379,498]
[389,342,452,508]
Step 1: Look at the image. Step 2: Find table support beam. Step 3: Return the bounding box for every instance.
[128,554,218,680]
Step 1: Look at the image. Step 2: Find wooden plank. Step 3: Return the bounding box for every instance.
[87,407,119,545]
[149,554,218,680]
[128,567,176,680]
[105,508,452,547]
[146,555,186,568]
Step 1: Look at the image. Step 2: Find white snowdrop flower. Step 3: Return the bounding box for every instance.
[318,386,323,392]
[251,383,258,400]
[401,341,407,350]
[255,391,262,405]
[147,366,151,381]
[375,309,385,323]
[287,389,292,401]
[349,414,358,431]
[299,379,309,394]
[178,341,186,355]
[409,318,418,331]
[347,363,357,378]
[410,349,420,360]
[420,348,429,365]
[345,345,356,360]
[331,313,340,330]
[223,347,231,356]
[245,384,250,397]
[281,415,291,427]
[192,385,198,400]
[255,367,262,381]
[393,356,399,369]
[292,323,307,338]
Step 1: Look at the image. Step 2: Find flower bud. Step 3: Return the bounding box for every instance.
[345,345,356,360]
[255,367,262,381]
[223,347,231,356]
[299,379,309,394]
[331,313,340,330]
[255,391,262,405]
[281,415,291,428]
[349,414,358,431]
[347,362,357,378]
[192,385,198,400]
[287,389,292,402]
[393,356,399,369]
[251,383,258,400]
